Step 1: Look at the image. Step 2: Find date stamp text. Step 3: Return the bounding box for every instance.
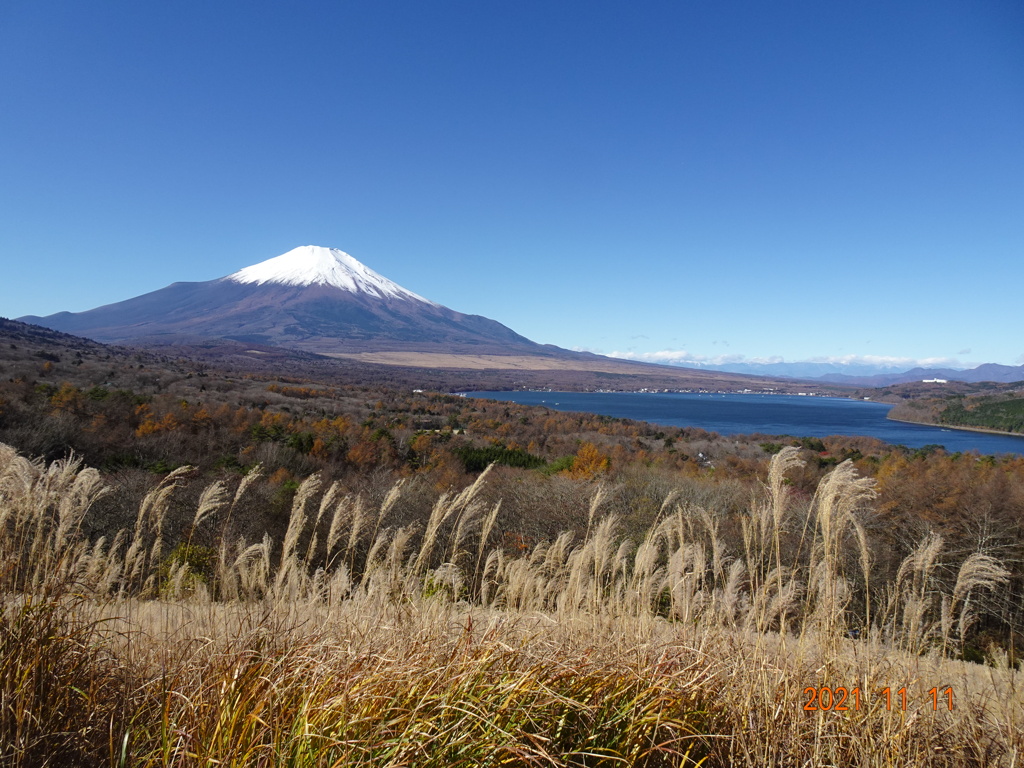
[803,686,954,711]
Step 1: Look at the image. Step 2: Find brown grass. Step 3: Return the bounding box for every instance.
[323,351,669,370]
[1,442,1022,766]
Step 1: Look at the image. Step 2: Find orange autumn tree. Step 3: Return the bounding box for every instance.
[564,441,610,480]
[49,382,86,415]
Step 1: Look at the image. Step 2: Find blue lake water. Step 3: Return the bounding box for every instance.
[464,391,1024,456]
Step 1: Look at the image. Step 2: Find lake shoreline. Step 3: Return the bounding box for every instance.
[886,414,1024,439]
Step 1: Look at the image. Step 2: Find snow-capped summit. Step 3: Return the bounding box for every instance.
[227,245,434,304]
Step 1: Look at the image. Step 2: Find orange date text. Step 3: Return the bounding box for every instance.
[802,686,954,711]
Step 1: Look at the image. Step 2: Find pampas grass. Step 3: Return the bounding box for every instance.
[1,442,1022,766]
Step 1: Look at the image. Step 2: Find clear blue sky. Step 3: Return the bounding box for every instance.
[2,1,1022,369]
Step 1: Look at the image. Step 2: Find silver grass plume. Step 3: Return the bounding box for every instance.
[192,480,228,530]
[414,465,495,578]
[140,466,194,581]
[55,463,108,554]
[326,495,354,560]
[767,446,804,530]
[475,499,502,586]
[717,558,747,625]
[275,472,322,596]
[951,551,1010,647]
[480,548,501,607]
[218,464,262,595]
[305,480,342,564]
[366,479,406,559]
[895,532,945,598]
[230,462,263,511]
[346,495,370,568]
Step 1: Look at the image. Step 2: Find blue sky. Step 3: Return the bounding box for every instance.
[2,1,1022,369]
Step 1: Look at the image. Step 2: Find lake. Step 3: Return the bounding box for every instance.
[463,391,1024,456]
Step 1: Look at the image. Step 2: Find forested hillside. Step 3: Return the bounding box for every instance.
[889,389,1024,435]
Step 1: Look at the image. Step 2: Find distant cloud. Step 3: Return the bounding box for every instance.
[606,349,756,366]
[958,348,972,355]
[606,350,967,370]
[805,353,964,369]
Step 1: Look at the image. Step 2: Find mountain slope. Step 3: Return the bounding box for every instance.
[19,246,548,356]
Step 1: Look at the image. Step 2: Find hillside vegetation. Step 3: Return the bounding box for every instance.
[3,444,1023,766]
[942,397,1024,433]
[889,389,1024,435]
[2,316,850,394]
[3,320,1024,764]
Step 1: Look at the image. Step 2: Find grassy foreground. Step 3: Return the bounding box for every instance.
[1,442,1022,766]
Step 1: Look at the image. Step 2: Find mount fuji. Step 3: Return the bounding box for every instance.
[19,246,550,356]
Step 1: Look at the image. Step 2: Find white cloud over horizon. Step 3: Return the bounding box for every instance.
[596,349,972,370]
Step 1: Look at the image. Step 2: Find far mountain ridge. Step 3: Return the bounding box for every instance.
[815,363,1024,387]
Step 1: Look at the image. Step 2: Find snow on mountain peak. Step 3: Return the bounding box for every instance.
[226,246,434,303]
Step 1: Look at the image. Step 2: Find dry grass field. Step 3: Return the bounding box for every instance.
[326,351,671,371]
[2,442,1022,766]
[319,349,817,392]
